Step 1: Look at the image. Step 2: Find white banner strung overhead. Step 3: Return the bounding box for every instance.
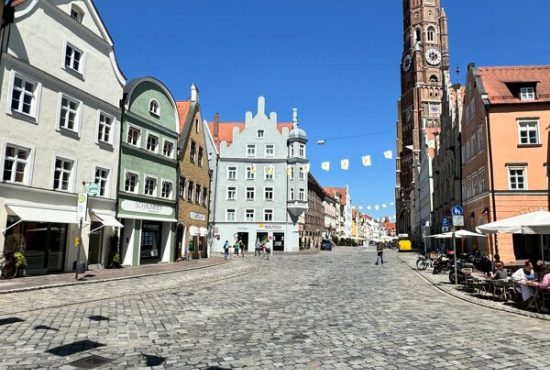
[362,155,371,166]
[341,159,349,170]
[384,150,393,159]
[321,161,330,171]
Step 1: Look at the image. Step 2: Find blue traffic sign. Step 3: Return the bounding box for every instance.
[441,217,450,226]
[451,205,463,216]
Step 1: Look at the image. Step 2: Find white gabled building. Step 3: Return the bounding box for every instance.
[0,0,125,274]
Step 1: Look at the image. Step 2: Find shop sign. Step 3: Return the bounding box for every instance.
[259,224,282,230]
[190,211,206,221]
[76,193,88,221]
[121,200,172,215]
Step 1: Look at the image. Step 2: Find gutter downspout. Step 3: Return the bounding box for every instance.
[115,96,126,258]
[210,153,219,254]
[483,97,498,255]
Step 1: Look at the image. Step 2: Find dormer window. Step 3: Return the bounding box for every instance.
[520,87,535,101]
[149,99,160,116]
[70,6,83,23]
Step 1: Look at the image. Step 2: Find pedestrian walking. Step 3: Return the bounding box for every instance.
[375,243,384,265]
[255,240,262,256]
[239,239,245,258]
[233,240,240,257]
[223,240,230,261]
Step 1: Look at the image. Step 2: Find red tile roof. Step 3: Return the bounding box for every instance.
[478,65,550,104]
[207,121,293,150]
[176,101,191,133]
[323,187,347,206]
[385,222,396,231]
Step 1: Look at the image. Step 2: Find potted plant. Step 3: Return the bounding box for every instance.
[14,252,27,276]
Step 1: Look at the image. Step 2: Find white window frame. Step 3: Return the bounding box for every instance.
[517,119,539,145]
[226,209,236,222]
[227,166,237,180]
[246,166,256,180]
[62,40,86,76]
[264,209,274,222]
[146,133,159,153]
[289,187,295,200]
[149,99,160,117]
[70,5,84,22]
[299,144,306,158]
[245,209,255,222]
[264,187,274,201]
[127,125,141,147]
[265,144,275,158]
[299,167,306,180]
[161,179,173,200]
[144,175,158,197]
[289,146,295,157]
[1,139,35,186]
[247,144,256,158]
[264,166,274,181]
[257,130,265,138]
[51,153,77,192]
[227,186,237,200]
[6,70,42,121]
[57,93,82,135]
[299,188,306,201]
[246,186,255,201]
[96,110,115,146]
[508,166,527,190]
[93,166,110,198]
[162,139,174,158]
[195,183,201,204]
[124,170,139,194]
[520,87,535,101]
[289,166,294,180]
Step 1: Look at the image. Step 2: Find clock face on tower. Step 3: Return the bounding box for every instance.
[402,54,412,72]
[425,48,442,66]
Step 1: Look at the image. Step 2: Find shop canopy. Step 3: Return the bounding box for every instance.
[429,230,485,239]
[200,227,209,237]
[189,226,200,236]
[476,210,550,235]
[90,213,124,228]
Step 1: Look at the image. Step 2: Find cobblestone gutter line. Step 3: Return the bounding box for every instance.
[0,260,227,296]
[396,252,550,322]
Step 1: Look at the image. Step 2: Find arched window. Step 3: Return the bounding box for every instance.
[195,118,200,133]
[149,99,160,116]
[70,5,84,23]
[427,27,436,42]
[430,75,438,83]
[415,28,422,43]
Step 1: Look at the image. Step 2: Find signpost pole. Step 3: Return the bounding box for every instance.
[452,226,457,285]
[75,217,82,280]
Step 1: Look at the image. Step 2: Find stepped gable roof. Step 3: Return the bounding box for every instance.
[323,187,347,206]
[207,122,293,150]
[478,65,550,104]
[176,101,191,133]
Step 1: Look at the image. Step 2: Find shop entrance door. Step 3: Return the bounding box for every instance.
[88,222,103,267]
[236,232,249,252]
[140,221,162,264]
[256,232,268,247]
[273,233,285,251]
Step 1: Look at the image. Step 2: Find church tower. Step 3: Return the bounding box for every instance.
[396,0,449,236]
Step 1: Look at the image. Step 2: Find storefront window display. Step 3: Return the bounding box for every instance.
[140,221,162,264]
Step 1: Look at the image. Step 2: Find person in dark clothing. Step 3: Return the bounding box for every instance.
[375,243,384,265]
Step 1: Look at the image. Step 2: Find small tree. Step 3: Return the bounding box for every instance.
[4,234,25,256]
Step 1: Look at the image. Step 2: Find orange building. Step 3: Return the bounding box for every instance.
[462,64,550,263]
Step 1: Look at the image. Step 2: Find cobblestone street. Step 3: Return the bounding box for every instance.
[1,248,550,369]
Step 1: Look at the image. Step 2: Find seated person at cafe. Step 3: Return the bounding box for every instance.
[539,271,550,290]
[490,262,508,280]
[491,254,502,272]
[512,261,536,301]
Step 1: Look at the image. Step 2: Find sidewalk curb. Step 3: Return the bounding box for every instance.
[396,254,550,322]
[0,260,228,295]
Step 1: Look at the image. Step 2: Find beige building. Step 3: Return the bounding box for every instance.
[175,85,211,259]
[462,64,550,263]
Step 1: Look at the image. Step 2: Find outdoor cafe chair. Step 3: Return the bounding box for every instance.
[491,279,509,301]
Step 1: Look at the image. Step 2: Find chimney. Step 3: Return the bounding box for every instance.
[191,84,199,103]
[213,113,220,138]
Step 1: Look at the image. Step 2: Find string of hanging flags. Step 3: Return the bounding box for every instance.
[321,150,393,171]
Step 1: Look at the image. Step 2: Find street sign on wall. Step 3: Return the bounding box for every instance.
[452,215,464,227]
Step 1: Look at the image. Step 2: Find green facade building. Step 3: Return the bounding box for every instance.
[118,78,180,265]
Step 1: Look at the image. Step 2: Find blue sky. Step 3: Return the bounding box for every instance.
[95,0,550,220]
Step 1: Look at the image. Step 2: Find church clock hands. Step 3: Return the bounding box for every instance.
[402,54,412,72]
[425,48,441,66]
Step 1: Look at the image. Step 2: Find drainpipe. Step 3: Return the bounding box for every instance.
[115,96,127,258]
[209,152,220,254]
[483,96,498,255]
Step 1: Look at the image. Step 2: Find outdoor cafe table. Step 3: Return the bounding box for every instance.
[470,272,491,297]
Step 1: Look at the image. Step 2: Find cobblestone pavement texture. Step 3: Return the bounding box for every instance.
[1,248,550,369]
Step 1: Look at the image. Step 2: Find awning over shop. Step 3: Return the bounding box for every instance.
[199,227,209,237]
[189,226,200,236]
[7,205,80,224]
[91,213,124,228]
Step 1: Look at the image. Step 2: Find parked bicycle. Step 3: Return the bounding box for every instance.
[416,252,434,271]
[0,254,18,279]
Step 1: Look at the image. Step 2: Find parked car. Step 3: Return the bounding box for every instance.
[320,239,333,251]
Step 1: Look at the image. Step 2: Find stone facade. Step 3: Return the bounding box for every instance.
[175,85,211,260]
[118,78,180,266]
[0,0,125,273]
[303,172,325,249]
[207,97,308,252]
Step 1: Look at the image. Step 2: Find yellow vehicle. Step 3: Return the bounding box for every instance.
[398,239,412,252]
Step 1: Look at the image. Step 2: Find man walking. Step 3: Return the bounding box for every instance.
[375,243,384,265]
[223,240,230,261]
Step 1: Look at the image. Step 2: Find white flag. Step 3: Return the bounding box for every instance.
[362,155,371,167]
[382,204,387,208]
[321,162,330,171]
[367,206,372,210]
[375,205,380,210]
[384,150,393,159]
[286,165,293,176]
[390,202,395,206]
[341,159,349,170]
[302,163,310,173]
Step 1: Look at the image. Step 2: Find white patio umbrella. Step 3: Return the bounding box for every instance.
[430,230,485,239]
[476,210,550,264]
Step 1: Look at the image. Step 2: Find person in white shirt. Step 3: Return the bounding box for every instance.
[512,261,536,301]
